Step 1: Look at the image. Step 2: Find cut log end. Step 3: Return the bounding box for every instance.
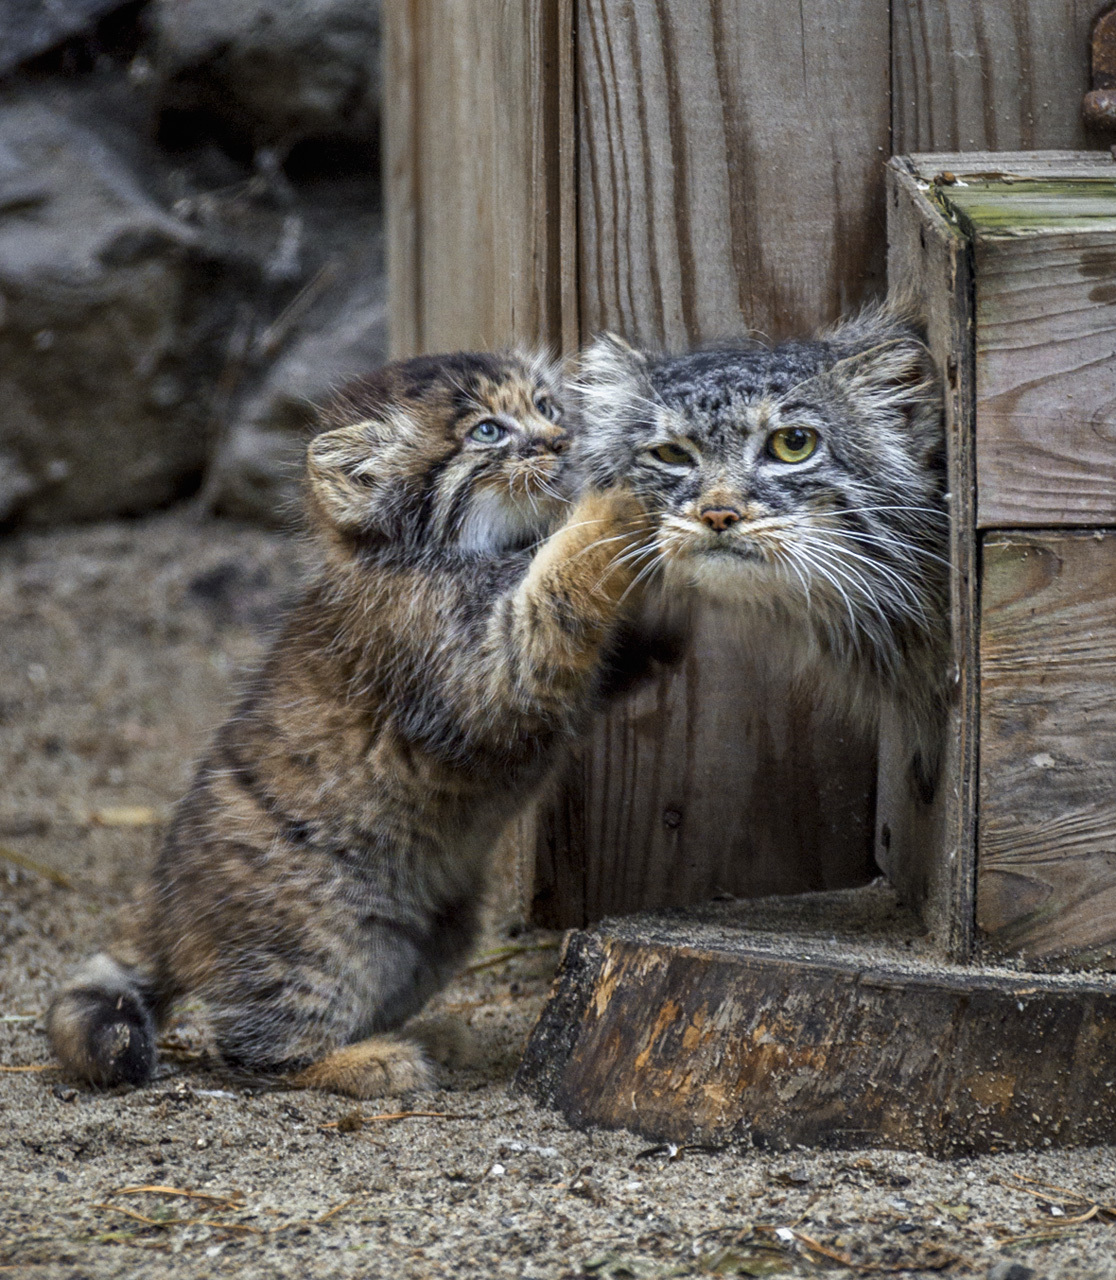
[515,885,1116,1157]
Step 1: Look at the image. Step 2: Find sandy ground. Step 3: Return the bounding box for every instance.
[4,513,1116,1280]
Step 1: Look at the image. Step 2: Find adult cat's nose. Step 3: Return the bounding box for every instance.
[700,507,741,532]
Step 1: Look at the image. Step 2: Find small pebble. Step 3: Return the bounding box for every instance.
[988,1262,1038,1280]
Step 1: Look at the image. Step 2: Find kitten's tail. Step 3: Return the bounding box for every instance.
[47,952,160,1087]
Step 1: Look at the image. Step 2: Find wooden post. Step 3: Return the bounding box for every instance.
[883,151,1116,971]
[387,0,893,926]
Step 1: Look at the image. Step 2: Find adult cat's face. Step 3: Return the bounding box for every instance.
[572,309,947,644]
[307,351,571,553]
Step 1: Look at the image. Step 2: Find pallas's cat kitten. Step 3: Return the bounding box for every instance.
[574,305,948,778]
[49,350,653,1096]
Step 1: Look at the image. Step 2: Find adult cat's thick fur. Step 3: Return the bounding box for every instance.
[573,304,949,780]
[49,351,654,1096]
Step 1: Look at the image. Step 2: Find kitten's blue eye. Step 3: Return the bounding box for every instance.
[648,442,696,467]
[469,419,506,444]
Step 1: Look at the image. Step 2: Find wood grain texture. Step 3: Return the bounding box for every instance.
[385,1,576,918]
[576,0,890,347]
[535,0,891,925]
[892,0,1102,154]
[517,887,1116,1156]
[878,159,979,961]
[974,231,1116,527]
[384,1,575,357]
[978,532,1116,970]
[533,617,877,926]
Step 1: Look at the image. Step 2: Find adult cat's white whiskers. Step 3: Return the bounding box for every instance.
[793,538,900,637]
[569,528,646,564]
[787,544,866,651]
[838,528,951,571]
[814,539,933,627]
[618,547,667,605]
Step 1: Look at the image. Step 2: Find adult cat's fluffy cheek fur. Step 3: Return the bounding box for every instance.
[570,332,659,491]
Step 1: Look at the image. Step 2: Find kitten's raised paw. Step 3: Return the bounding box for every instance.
[293,1036,434,1099]
[576,485,650,534]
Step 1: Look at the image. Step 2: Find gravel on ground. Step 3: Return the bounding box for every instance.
[3,513,1116,1280]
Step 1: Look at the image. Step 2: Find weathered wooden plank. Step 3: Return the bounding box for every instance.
[908,151,1116,179]
[874,159,978,961]
[978,532,1116,969]
[577,0,890,346]
[517,886,1116,1155]
[972,228,1116,527]
[535,0,890,926]
[384,1,576,921]
[892,0,1101,154]
[384,1,575,358]
[533,618,877,925]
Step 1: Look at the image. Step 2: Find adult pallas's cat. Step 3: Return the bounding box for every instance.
[49,350,653,1097]
[573,304,949,787]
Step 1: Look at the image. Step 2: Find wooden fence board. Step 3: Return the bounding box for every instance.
[878,159,979,961]
[577,0,891,346]
[892,0,1099,153]
[384,1,574,358]
[533,0,892,925]
[978,531,1116,969]
[974,230,1116,528]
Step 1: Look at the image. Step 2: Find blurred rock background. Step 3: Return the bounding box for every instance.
[0,0,386,528]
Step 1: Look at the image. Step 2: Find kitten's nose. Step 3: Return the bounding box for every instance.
[524,433,566,456]
[700,507,742,532]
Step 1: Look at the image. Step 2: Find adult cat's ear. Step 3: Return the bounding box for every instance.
[306,416,402,533]
[825,304,937,424]
[580,331,647,385]
[577,332,656,431]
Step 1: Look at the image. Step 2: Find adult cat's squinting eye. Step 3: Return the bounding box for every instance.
[469,419,507,443]
[648,442,696,466]
[766,426,818,463]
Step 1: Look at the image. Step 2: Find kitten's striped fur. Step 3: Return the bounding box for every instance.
[49,350,654,1096]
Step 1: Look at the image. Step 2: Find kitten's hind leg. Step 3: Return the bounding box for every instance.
[406,1013,481,1070]
[293,1036,434,1098]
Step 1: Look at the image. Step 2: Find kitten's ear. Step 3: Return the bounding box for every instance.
[306,418,394,532]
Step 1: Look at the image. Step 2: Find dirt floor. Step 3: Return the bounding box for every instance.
[4,513,1116,1280]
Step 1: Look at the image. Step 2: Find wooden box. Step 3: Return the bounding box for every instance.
[882,151,1116,971]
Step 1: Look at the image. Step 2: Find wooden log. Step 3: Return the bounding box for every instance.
[516,886,1116,1156]
[978,532,1116,969]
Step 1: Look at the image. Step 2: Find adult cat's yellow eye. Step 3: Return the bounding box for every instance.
[767,426,818,463]
[650,442,695,466]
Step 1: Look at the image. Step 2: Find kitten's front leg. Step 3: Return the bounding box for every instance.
[510,487,657,692]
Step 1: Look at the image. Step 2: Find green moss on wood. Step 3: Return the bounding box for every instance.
[931,178,1116,236]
